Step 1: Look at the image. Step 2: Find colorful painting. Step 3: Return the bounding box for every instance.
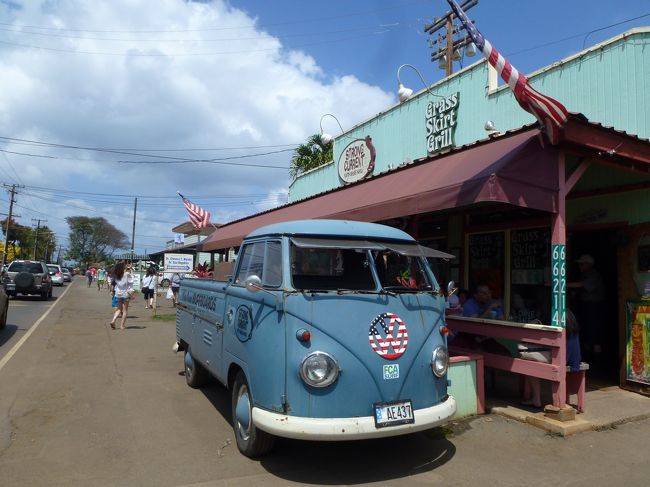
[626,301,650,385]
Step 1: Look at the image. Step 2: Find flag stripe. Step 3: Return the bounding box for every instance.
[446,0,569,144]
[179,193,211,229]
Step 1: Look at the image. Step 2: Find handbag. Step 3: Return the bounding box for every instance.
[166,287,174,300]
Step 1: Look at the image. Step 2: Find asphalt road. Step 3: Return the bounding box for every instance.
[1,280,650,486]
[0,279,72,363]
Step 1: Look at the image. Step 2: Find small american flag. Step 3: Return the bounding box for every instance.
[368,313,409,360]
[178,192,211,229]
[446,0,569,144]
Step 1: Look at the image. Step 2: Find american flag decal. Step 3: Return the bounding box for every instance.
[446,0,569,144]
[368,313,409,360]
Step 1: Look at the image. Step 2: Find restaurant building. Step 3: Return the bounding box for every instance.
[201,28,650,401]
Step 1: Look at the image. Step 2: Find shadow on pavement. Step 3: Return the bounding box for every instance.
[261,431,456,484]
[195,378,457,483]
[0,324,18,347]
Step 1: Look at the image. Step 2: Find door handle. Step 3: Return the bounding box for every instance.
[226,309,234,323]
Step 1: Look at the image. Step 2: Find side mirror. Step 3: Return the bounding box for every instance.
[447,280,457,296]
[244,275,263,293]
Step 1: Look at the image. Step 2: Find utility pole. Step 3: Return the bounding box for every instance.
[31,218,47,260]
[131,197,137,264]
[425,0,479,77]
[2,183,23,268]
[44,238,51,262]
[56,245,63,264]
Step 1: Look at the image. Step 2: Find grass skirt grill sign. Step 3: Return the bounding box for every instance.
[338,136,376,184]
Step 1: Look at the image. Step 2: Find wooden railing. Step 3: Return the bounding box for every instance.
[446,316,567,408]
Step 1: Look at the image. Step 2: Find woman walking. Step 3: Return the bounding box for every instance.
[110,262,133,330]
[142,267,156,309]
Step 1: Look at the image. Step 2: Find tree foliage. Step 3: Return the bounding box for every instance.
[1,218,57,261]
[289,134,333,179]
[65,216,129,265]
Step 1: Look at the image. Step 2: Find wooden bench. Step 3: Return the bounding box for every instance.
[447,316,576,410]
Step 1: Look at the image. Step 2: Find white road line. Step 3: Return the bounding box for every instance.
[0,284,74,372]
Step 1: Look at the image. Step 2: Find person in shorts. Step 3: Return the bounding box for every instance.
[142,267,156,309]
[97,267,107,291]
[171,272,181,307]
[110,262,134,330]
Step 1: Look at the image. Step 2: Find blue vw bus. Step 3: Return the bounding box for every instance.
[175,220,456,457]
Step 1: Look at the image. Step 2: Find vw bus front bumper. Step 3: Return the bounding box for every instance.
[252,395,456,440]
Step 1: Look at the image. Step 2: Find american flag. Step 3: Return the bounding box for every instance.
[446,0,569,144]
[178,192,211,229]
[368,313,409,360]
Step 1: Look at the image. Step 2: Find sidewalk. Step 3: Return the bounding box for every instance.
[485,370,650,435]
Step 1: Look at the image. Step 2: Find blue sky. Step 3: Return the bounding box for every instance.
[0,0,648,258]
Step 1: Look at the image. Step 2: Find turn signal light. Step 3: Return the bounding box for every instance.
[440,326,449,336]
[296,329,311,342]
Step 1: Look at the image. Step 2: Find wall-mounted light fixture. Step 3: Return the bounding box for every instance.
[319,113,344,145]
[396,63,444,103]
[484,120,500,135]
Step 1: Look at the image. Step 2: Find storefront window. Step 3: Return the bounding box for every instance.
[467,232,505,300]
[509,228,551,324]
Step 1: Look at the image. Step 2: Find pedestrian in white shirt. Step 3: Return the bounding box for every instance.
[110,262,134,330]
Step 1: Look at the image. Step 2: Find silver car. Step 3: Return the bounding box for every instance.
[47,264,65,286]
[61,268,72,282]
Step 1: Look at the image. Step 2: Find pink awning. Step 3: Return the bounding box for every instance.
[202,128,558,251]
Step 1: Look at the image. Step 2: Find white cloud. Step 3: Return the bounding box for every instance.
[0,0,394,253]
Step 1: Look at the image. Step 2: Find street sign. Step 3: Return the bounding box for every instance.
[164,253,194,273]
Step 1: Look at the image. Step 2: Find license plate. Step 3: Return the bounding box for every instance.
[373,400,414,428]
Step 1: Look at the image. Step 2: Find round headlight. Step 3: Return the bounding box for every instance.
[299,351,340,388]
[431,346,449,377]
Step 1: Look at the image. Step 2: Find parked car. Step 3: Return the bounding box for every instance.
[3,260,53,299]
[0,271,8,329]
[61,268,72,282]
[47,264,65,286]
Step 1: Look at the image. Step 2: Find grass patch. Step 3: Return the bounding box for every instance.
[152,313,176,321]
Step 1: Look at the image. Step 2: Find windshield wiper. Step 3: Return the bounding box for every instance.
[382,286,423,294]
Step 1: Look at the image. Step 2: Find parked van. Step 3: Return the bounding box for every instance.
[175,220,456,457]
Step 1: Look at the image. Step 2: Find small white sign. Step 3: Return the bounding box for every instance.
[132,273,141,291]
[164,253,194,272]
[383,364,400,380]
[338,137,376,184]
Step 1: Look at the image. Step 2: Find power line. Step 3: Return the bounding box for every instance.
[0,23,405,43]
[0,135,294,164]
[17,183,279,200]
[0,1,421,34]
[0,136,298,152]
[0,29,397,57]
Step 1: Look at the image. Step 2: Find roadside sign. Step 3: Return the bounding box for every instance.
[164,253,194,273]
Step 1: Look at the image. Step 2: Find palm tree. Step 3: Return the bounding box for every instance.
[289,134,333,179]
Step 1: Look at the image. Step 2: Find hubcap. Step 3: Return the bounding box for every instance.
[184,352,194,381]
[235,385,251,441]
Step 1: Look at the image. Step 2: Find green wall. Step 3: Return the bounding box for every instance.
[289,28,650,203]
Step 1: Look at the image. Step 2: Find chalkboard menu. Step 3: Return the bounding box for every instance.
[510,228,550,285]
[468,232,505,298]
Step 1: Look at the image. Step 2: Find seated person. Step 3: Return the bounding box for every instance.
[463,284,504,319]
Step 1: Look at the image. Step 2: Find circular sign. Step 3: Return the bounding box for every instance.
[338,136,376,184]
[368,312,409,360]
[235,306,253,342]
